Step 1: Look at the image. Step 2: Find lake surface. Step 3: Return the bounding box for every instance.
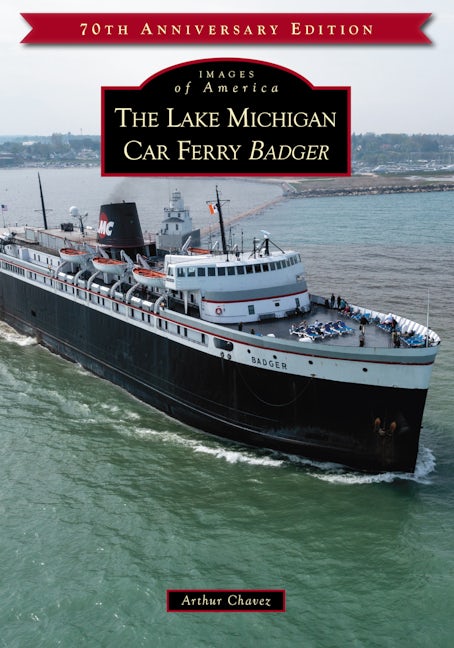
[0,168,453,647]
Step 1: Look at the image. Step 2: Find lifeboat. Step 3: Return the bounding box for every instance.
[132,267,166,288]
[188,247,211,255]
[92,256,128,274]
[59,247,91,264]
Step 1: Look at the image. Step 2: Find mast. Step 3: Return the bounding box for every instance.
[215,185,228,256]
[38,173,48,230]
[426,288,430,347]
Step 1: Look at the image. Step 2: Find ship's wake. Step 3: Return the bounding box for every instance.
[129,425,436,482]
[131,427,284,468]
[298,444,436,485]
[0,322,36,347]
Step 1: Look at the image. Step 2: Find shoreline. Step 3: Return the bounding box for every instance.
[3,164,454,197]
[257,173,454,198]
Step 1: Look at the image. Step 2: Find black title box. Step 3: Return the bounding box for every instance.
[102,58,350,176]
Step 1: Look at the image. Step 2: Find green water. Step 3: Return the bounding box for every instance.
[0,181,453,647]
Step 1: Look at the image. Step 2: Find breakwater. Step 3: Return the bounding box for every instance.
[200,195,285,236]
[282,176,454,198]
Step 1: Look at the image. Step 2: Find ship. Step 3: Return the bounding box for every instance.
[0,185,441,473]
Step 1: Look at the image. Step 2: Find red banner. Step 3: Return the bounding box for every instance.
[21,13,432,45]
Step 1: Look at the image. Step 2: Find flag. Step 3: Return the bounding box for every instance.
[208,203,217,215]
[1,204,7,211]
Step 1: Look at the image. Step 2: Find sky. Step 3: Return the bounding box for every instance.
[1,0,453,135]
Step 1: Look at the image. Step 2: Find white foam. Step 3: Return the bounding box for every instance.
[72,363,92,378]
[409,445,436,483]
[310,445,436,485]
[191,443,283,467]
[124,426,436,482]
[0,322,36,347]
[128,426,283,467]
[313,469,396,485]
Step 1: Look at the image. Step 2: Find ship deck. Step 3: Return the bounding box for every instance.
[2,225,436,350]
[224,302,425,350]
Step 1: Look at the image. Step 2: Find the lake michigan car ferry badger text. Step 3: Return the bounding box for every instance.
[0,187,440,473]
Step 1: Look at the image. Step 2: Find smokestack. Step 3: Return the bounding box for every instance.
[97,202,145,251]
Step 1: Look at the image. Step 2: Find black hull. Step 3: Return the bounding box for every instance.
[0,274,426,473]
